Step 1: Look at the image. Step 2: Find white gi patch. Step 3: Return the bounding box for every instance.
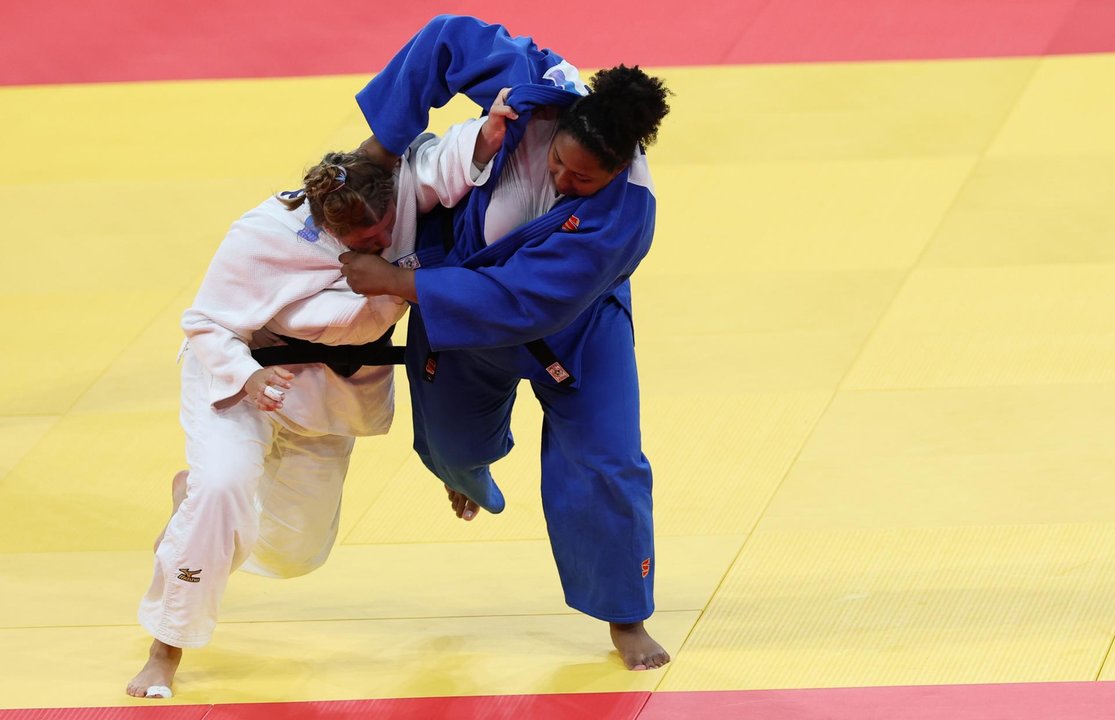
[543,61,588,96]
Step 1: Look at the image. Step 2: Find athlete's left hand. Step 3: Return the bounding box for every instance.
[475,87,517,167]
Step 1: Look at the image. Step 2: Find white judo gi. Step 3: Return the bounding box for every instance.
[139,119,492,648]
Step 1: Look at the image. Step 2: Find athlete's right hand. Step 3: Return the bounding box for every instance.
[339,251,418,302]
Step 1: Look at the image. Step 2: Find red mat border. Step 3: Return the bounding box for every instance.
[8,683,1115,720]
[3,0,1115,87]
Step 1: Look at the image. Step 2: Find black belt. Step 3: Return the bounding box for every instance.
[524,339,575,386]
[422,339,574,386]
[411,203,576,388]
[251,326,403,378]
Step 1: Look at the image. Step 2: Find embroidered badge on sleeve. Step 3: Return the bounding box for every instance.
[297,216,321,243]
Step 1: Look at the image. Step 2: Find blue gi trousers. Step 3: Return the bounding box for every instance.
[405,298,656,623]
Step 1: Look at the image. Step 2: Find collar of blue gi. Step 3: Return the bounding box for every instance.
[459,84,582,240]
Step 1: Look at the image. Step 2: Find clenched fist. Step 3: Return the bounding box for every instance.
[339,251,417,302]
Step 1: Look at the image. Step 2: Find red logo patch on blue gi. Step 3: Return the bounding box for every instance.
[423,352,439,383]
[561,215,580,232]
[641,558,651,578]
[546,362,571,383]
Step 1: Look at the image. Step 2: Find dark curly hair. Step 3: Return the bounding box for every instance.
[557,65,671,173]
[278,151,395,238]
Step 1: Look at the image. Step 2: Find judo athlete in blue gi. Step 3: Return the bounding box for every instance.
[339,15,672,670]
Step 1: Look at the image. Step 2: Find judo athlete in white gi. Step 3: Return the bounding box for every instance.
[339,15,672,671]
[126,107,512,698]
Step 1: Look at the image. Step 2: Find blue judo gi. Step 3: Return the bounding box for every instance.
[356,15,657,623]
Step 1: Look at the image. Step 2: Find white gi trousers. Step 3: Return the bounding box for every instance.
[138,350,354,648]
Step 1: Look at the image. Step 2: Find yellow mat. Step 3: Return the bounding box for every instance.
[3,52,1115,707]
[662,524,1115,691]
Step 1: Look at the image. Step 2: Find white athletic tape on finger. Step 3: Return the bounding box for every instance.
[263,386,285,401]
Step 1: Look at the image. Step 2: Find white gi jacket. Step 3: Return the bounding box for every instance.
[181,119,492,437]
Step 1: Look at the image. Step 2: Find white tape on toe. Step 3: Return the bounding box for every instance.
[145,685,173,698]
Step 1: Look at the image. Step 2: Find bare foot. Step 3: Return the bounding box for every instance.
[444,484,479,521]
[126,639,182,698]
[610,621,670,671]
[153,471,189,551]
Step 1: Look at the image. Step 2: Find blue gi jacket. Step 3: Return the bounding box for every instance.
[355,15,657,386]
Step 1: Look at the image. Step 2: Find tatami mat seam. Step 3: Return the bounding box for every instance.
[832,59,1047,399]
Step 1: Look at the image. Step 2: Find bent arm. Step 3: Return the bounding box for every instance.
[417,182,656,350]
[407,119,493,214]
[267,286,407,345]
[355,14,567,155]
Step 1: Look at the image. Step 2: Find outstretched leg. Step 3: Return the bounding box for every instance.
[533,299,668,670]
[131,349,274,697]
[130,470,190,697]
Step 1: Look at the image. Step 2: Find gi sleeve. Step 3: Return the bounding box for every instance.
[355,14,566,155]
[267,285,407,346]
[408,118,493,214]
